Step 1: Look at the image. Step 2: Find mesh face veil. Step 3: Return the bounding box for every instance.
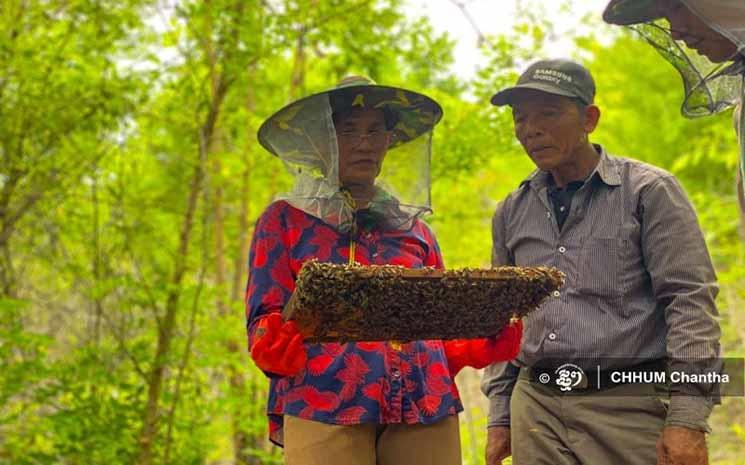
[257,77,442,232]
[604,0,744,114]
[604,0,745,179]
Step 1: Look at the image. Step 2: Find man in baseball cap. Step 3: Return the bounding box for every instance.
[481,59,721,465]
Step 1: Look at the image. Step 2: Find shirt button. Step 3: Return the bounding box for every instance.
[552,290,561,298]
[559,206,566,212]
[558,246,566,254]
[548,332,557,341]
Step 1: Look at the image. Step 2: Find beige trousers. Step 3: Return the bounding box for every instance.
[510,371,667,465]
[283,415,462,465]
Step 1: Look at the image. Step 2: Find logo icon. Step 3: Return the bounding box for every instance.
[554,363,586,392]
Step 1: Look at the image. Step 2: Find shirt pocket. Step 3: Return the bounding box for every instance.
[576,237,623,298]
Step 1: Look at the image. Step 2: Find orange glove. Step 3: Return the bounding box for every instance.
[444,319,523,377]
[250,313,307,377]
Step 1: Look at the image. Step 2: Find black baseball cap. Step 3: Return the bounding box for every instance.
[490,59,596,106]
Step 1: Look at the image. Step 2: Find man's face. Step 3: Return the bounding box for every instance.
[662,0,738,62]
[511,90,595,171]
[334,108,391,187]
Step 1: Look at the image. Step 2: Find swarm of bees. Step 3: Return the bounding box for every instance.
[283,260,565,342]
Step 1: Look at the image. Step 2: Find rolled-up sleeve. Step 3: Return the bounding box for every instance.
[639,174,721,432]
[481,361,520,427]
[481,200,520,427]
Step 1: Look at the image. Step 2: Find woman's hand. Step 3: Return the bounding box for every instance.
[250,312,307,377]
[444,319,523,377]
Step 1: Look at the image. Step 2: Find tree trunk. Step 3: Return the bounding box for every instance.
[229,89,258,465]
[231,126,253,304]
[0,240,15,299]
[135,75,229,465]
[289,26,307,100]
[135,160,205,465]
[91,170,104,345]
[212,128,228,316]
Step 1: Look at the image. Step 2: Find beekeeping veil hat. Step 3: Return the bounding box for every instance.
[603,0,744,116]
[603,0,745,179]
[257,76,442,232]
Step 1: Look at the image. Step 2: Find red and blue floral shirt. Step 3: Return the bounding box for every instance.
[245,201,463,446]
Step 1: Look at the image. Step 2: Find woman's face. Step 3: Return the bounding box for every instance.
[663,0,738,62]
[334,108,391,188]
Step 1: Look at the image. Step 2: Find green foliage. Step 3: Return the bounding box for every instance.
[1,1,744,464]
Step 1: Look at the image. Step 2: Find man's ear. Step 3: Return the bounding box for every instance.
[384,131,395,149]
[584,105,601,134]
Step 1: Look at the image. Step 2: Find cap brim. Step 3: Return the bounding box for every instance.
[490,83,580,106]
[602,0,662,26]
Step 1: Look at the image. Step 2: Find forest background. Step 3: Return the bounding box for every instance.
[1,0,744,464]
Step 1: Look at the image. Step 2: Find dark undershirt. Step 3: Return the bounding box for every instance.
[547,178,585,230]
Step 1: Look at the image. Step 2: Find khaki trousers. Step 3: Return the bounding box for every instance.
[283,415,461,465]
[510,370,667,465]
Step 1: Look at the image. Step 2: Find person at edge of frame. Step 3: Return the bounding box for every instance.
[604,0,745,236]
[481,58,721,465]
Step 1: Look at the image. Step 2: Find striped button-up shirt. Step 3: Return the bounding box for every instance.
[481,146,720,431]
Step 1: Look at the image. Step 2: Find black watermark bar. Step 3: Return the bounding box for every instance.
[521,358,744,396]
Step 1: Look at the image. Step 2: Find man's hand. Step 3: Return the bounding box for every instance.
[656,426,708,465]
[486,426,511,465]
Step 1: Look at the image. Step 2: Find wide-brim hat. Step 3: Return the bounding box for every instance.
[603,0,664,26]
[258,76,443,157]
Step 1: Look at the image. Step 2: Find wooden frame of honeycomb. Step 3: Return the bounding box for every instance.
[283,261,564,342]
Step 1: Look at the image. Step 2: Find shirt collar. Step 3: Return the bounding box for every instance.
[519,144,621,190]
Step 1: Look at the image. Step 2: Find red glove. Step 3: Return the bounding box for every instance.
[250,313,307,377]
[444,319,523,377]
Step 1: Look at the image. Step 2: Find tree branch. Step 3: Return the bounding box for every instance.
[100,309,149,381]
[448,0,494,49]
